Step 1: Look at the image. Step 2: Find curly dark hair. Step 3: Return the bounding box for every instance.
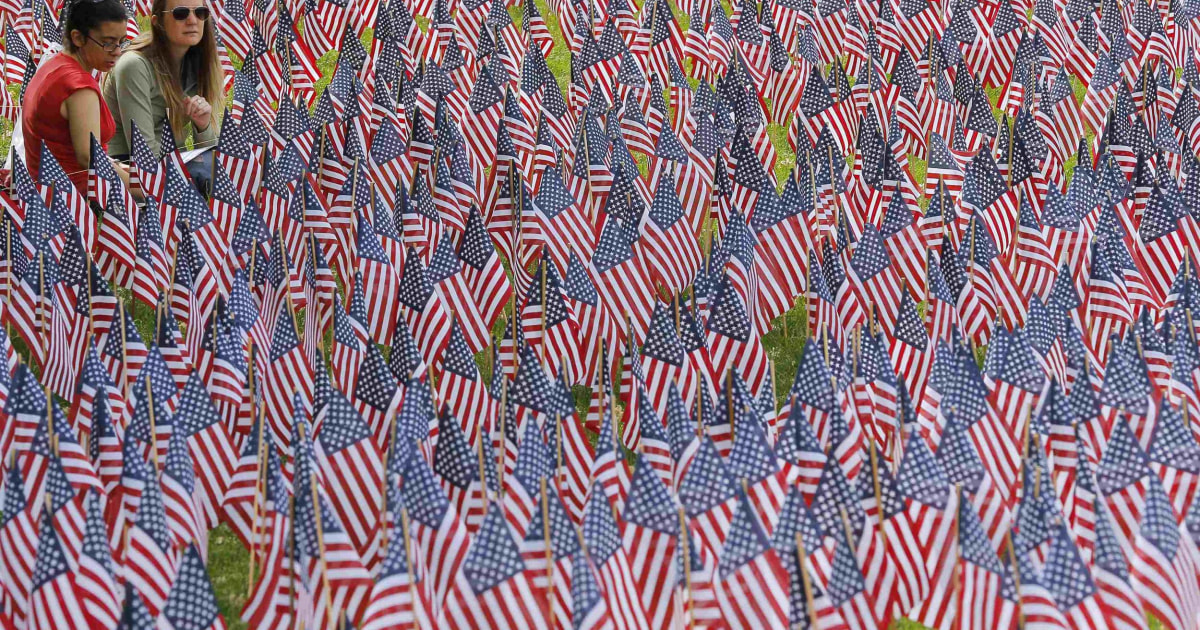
[61,0,128,52]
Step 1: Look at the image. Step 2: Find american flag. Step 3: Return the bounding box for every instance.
[1,462,37,629]
[262,301,313,454]
[160,545,226,630]
[400,441,471,615]
[582,480,652,630]
[290,398,373,627]
[397,247,453,369]
[622,455,687,628]
[1092,492,1146,630]
[1131,474,1200,630]
[715,492,790,628]
[1043,518,1109,630]
[76,490,121,630]
[433,407,490,534]
[360,482,434,630]
[1146,402,1200,516]
[444,501,549,629]
[457,206,512,332]
[161,432,204,550]
[315,383,385,566]
[4,1,1200,627]
[641,169,703,296]
[678,435,739,562]
[27,504,89,630]
[123,450,177,617]
[705,276,769,396]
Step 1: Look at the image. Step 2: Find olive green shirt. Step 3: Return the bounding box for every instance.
[101,51,218,158]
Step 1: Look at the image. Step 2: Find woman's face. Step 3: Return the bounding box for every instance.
[75,20,126,72]
[156,0,206,49]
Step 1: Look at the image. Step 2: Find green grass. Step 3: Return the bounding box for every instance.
[208,525,252,628]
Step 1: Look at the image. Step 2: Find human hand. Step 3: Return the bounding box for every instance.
[184,95,212,131]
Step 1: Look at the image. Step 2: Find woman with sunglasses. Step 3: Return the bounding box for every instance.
[22,0,128,193]
[102,0,223,177]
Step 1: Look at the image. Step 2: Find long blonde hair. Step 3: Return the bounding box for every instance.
[126,0,224,138]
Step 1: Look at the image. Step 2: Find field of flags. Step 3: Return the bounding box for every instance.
[7,0,1200,625]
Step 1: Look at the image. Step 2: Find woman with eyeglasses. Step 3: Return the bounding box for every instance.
[21,0,129,193]
[102,0,222,182]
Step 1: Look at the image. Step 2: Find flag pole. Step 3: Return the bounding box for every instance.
[248,237,258,295]
[400,504,417,624]
[308,232,328,360]
[828,146,843,242]
[541,478,556,630]
[246,402,266,598]
[287,473,298,623]
[85,252,95,340]
[4,208,11,341]
[674,292,681,335]
[37,251,45,360]
[861,343,886,548]
[794,524,819,630]
[540,253,548,342]
[145,376,159,469]
[277,231,302,335]
[44,383,55,456]
[299,418,337,625]
[477,407,487,506]
[1007,530,1025,629]
[679,507,695,630]
[118,297,129,401]
[951,483,963,624]
[498,338,509,496]
[315,127,328,196]
[381,419,399,560]
[769,360,777,420]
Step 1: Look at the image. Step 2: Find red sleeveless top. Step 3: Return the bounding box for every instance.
[22,53,116,193]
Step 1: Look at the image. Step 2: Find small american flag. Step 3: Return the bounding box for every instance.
[160,545,226,630]
[27,504,89,630]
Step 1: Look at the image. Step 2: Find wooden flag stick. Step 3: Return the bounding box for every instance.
[247,404,267,597]
[726,368,735,441]
[248,237,259,292]
[1007,530,1025,629]
[794,529,820,630]
[951,484,963,621]
[118,297,129,401]
[679,508,695,630]
[37,252,45,360]
[145,377,158,468]
[541,478,556,630]
[300,419,337,625]
[540,255,548,342]
[497,343,509,497]
[287,484,298,622]
[555,413,563,496]
[400,505,417,624]
[277,232,302,335]
[44,384,56,456]
[85,252,94,340]
[315,127,328,193]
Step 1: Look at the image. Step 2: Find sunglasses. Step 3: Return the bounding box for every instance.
[162,6,210,20]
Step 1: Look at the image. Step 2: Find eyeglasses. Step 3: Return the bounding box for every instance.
[87,35,129,53]
[162,6,210,20]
